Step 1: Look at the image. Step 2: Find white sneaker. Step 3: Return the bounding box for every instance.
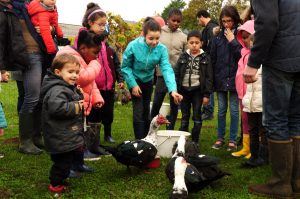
[84,150,101,161]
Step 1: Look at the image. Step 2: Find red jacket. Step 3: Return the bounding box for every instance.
[27,0,63,54]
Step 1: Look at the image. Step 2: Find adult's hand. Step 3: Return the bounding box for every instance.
[202,97,209,106]
[243,65,258,83]
[132,86,142,97]
[171,91,183,105]
[1,71,9,82]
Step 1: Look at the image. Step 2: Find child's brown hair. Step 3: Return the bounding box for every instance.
[51,54,80,72]
[187,30,202,41]
[82,2,106,29]
[142,18,161,36]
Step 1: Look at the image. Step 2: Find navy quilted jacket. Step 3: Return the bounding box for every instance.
[210,29,242,91]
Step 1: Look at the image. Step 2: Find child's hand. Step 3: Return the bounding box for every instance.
[1,71,9,82]
[78,100,84,110]
[132,86,142,97]
[77,85,84,94]
[202,97,209,106]
[171,92,183,105]
[94,101,104,109]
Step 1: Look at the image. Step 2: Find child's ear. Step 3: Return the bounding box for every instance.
[79,44,87,54]
[200,40,204,47]
[54,69,61,76]
[88,20,93,27]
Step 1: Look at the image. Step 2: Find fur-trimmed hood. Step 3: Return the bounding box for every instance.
[27,0,57,16]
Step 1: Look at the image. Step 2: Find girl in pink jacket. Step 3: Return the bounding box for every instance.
[232,20,254,158]
[57,31,104,116]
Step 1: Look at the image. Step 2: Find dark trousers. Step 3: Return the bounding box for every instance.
[88,90,114,137]
[151,77,178,130]
[262,67,300,140]
[131,80,153,139]
[179,88,203,143]
[50,150,76,186]
[248,112,266,159]
[72,148,84,168]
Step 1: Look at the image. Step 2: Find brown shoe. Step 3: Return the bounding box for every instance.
[293,192,300,198]
[248,184,293,199]
[292,137,300,197]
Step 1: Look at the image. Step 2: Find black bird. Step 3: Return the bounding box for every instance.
[105,115,169,168]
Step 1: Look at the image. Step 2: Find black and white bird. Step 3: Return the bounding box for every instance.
[169,156,188,199]
[105,115,169,168]
[166,135,206,193]
[166,135,230,193]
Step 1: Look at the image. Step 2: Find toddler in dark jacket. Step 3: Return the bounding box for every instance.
[41,54,85,193]
[174,30,213,144]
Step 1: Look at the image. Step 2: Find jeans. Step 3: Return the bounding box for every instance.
[132,80,153,139]
[19,53,43,113]
[16,80,25,113]
[216,91,239,142]
[262,66,300,140]
[202,92,214,114]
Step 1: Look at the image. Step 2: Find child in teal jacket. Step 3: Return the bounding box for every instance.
[121,19,182,139]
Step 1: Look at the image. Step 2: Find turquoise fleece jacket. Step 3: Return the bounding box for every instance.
[121,36,177,93]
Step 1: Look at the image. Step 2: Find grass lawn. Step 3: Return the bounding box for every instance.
[0,81,269,199]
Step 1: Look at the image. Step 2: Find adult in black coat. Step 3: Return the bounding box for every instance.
[244,0,300,198]
[196,9,219,121]
[196,10,219,54]
[0,0,28,71]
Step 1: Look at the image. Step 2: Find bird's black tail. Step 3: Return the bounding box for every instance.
[101,145,117,155]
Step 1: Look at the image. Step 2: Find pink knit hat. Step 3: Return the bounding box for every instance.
[152,16,165,27]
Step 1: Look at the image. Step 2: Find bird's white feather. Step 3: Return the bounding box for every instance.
[141,116,160,147]
[172,135,186,158]
[172,157,188,194]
